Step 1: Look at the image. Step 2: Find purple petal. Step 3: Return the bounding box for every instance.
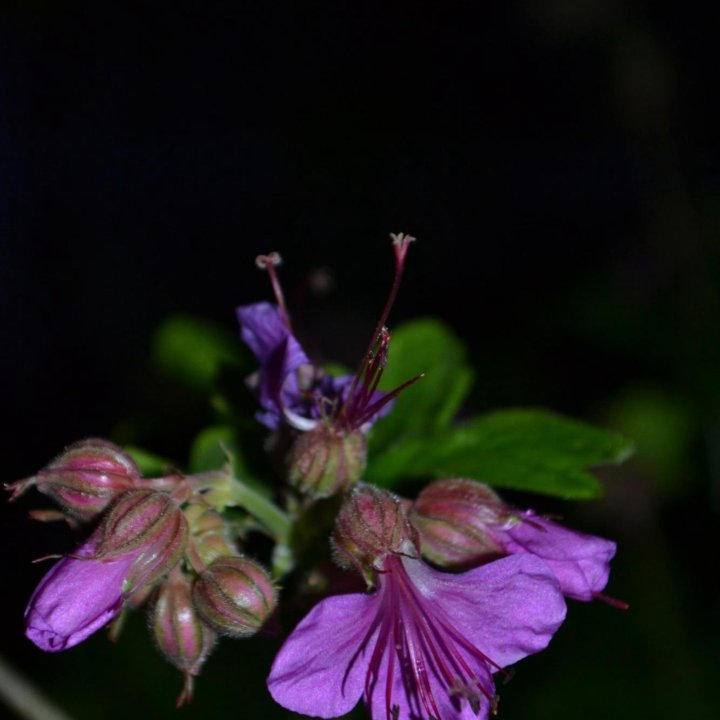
[403,554,567,669]
[236,302,310,423]
[501,512,616,601]
[235,302,303,365]
[267,592,379,718]
[25,542,136,652]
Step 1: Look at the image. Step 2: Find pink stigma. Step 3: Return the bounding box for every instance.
[256,251,292,331]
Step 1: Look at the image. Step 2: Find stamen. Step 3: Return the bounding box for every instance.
[340,234,416,423]
[592,591,630,610]
[255,251,292,331]
[371,233,416,355]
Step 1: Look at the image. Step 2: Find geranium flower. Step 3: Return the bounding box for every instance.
[267,486,566,719]
[237,236,420,433]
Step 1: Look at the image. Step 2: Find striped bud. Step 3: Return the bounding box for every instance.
[95,490,188,593]
[152,572,216,707]
[185,505,237,566]
[331,484,418,585]
[287,426,366,498]
[6,439,140,521]
[192,557,276,638]
[410,478,509,568]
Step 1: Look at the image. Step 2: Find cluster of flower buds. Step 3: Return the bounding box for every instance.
[7,439,277,705]
[9,235,625,719]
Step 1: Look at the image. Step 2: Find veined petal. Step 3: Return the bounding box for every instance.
[268,592,379,718]
[365,607,495,720]
[403,554,567,669]
[502,512,616,601]
[25,542,137,652]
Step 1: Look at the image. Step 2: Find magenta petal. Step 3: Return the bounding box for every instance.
[267,592,379,718]
[404,553,567,669]
[502,512,616,601]
[25,544,136,652]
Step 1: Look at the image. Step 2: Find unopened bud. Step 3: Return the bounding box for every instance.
[331,485,418,585]
[185,505,237,566]
[410,478,510,568]
[152,572,216,707]
[192,556,276,638]
[95,490,188,593]
[6,439,140,521]
[287,425,367,498]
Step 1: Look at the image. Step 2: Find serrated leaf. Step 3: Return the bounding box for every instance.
[151,315,244,392]
[369,318,474,453]
[366,409,633,499]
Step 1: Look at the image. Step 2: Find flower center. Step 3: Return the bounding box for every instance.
[364,555,499,719]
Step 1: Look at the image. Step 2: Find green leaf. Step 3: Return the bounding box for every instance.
[366,409,633,499]
[151,315,244,392]
[188,425,238,473]
[123,445,178,476]
[369,318,474,453]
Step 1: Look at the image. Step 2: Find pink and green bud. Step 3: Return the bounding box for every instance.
[331,484,419,585]
[192,556,276,638]
[287,425,367,498]
[24,490,189,653]
[95,490,189,593]
[152,571,216,707]
[6,439,140,522]
[410,477,509,568]
[185,505,237,566]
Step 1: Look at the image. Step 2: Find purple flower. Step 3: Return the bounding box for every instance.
[25,490,188,652]
[267,553,566,720]
[236,301,394,431]
[411,478,618,603]
[268,484,566,719]
[237,237,420,434]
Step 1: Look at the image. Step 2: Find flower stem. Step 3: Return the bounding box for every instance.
[227,478,292,545]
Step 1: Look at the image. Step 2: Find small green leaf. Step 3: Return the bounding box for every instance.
[188,426,238,473]
[366,409,633,499]
[369,318,474,452]
[124,446,178,476]
[152,315,244,392]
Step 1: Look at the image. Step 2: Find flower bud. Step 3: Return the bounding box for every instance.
[95,490,188,593]
[6,439,140,521]
[192,556,276,637]
[185,505,237,566]
[287,425,367,498]
[152,572,216,707]
[410,478,510,568]
[331,485,418,584]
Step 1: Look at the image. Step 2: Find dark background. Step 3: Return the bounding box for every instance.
[1,2,718,719]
